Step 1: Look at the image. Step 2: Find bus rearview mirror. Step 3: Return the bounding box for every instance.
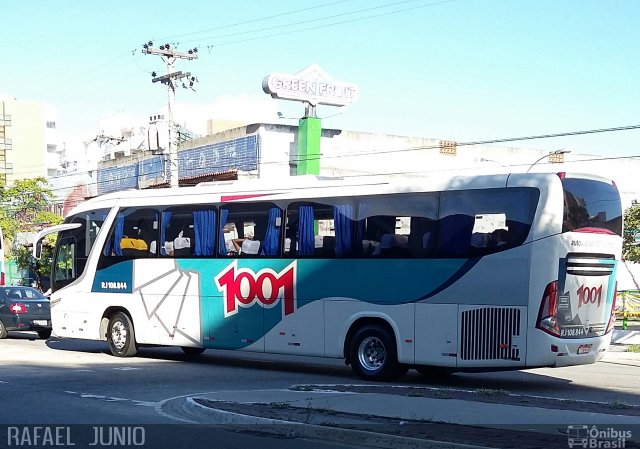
[34,240,42,260]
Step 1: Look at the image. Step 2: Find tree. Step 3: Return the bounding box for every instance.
[0,177,63,287]
[623,205,640,262]
[13,237,56,291]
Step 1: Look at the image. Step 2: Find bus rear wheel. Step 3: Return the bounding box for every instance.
[349,325,404,381]
[107,312,137,357]
[0,320,7,339]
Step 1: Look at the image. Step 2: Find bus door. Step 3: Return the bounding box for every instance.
[204,259,265,352]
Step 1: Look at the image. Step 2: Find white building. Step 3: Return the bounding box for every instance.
[93,122,640,210]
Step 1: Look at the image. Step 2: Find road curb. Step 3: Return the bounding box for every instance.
[185,397,490,449]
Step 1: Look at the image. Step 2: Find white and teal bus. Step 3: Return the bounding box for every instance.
[33,172,622,380]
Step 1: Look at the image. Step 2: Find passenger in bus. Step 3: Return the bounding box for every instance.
[231,232,255,254]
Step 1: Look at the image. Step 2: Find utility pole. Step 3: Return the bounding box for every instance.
[142,41,198,188]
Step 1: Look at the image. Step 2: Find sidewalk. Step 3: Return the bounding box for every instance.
[612,328,640,345]
[174,349,640,449]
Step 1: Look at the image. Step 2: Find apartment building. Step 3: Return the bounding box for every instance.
[0,97,60,185]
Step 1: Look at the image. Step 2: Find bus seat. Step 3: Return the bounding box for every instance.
[322,236,336,256]
[173,232,191,256]
[241,239,261,255]
[470,232,489,248]
[362,239,379,255]
[120,237,149,256]
[374,233,409,256]
[437,214,474,257]
[422,232,434,255]
[284,238,291,253]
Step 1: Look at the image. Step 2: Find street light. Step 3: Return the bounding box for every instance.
[526,149,570,173]
[480,158,507,167]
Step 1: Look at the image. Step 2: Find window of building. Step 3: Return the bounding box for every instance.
[0,138,11,151]
[47,144,57,153]
[47,169,58,177]
[46,121,56,129]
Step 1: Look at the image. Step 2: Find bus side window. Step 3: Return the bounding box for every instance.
[220,202,282,257]
[99,208,159,268]
[285,201,356,258]
[357,193,438,259]
[159,205,215,257]
[437,188,538,258]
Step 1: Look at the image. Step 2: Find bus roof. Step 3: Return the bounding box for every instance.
[66,172,611,216]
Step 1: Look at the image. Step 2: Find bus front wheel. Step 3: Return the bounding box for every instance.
[107,312,137,357]
[349,325,403,381]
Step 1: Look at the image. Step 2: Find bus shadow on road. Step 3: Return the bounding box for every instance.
[44,336,640,409]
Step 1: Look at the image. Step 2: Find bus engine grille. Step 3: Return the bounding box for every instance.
[460,307,521,361]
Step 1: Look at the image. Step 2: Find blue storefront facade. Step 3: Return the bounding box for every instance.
[96,134,260,195]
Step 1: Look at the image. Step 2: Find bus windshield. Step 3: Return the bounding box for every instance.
[561,177,622,236]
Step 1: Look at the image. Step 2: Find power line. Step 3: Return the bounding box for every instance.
[184,0,454,49]
[153,0,353,41]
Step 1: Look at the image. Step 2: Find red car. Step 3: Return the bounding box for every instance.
[0,287,52,339]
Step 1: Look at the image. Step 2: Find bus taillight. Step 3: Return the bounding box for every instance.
[605,282,618,334]
[536,281,560,337]
[0,272,4,286]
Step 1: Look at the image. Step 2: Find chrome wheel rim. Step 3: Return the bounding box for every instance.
[358,336,385,371]
[111,320,127,350]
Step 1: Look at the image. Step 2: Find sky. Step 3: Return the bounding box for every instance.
[2,0,639,160]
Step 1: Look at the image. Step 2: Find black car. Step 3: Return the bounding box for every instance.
[0,287,52,339]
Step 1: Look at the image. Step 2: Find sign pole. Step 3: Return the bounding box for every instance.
[297,103,321,176]
[263,64,359,178]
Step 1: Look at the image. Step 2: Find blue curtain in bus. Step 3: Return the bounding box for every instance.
[356,219,365,256]
[160,211,172,256]
[193,210,216,256]
[112,213,125,256]
[261,207,282,256]
[334,204,353,257]
[298,205,315,256]
[218,209,229,256]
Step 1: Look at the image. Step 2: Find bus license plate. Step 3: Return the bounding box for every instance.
[33,320,48,326]
[577,344,592,355]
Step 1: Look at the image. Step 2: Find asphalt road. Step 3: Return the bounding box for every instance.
[1,332,639,448]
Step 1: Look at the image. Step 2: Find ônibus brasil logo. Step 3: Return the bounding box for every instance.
[214,261,297,318]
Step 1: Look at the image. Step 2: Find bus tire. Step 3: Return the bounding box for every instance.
[37,329,52,340]
[181,346,206,356]
[0,320,7,339]
[107,312,137,357]
[349,325,402,381]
